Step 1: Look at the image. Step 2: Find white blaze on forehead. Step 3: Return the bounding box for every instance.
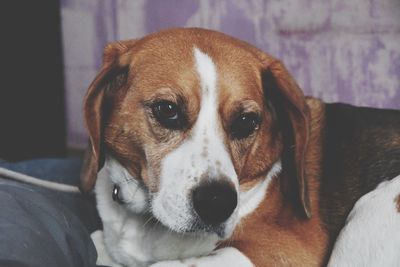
[194,48,217,96]
[151,47,238,232]
[191,47,236,179]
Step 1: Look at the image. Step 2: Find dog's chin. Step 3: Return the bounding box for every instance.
[162,219,232,239]
[150,193,238,240]
[151,210,237,240]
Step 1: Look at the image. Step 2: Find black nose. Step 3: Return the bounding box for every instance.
[192,181,237,226]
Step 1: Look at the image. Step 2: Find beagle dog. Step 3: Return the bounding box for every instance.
[80,28,400,267]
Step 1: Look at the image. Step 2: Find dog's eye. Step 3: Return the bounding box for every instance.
[151,101,185,129]
[230,112,260,139]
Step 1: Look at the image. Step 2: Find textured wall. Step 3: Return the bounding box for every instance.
[61,0,400,148]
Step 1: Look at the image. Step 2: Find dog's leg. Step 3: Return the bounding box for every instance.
[91,230,123,267]
[328,175,400,267]
[149,247,254,267]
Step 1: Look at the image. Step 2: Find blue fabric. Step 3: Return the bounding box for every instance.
[0,157,83,185]
[0,158,103,267]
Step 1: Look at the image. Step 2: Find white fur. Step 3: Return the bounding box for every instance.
[239,161,281,218]
[95,158,219,267]
[328,174,400,267]
[151,47,238,236]
[91,230,122,267]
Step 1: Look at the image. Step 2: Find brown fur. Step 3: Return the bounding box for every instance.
[220,98,328,267]
[318,103,400,248]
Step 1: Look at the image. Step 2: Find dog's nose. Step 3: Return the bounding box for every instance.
[192,181,237,226]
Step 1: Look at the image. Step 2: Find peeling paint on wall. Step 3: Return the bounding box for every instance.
[61,0,400,148]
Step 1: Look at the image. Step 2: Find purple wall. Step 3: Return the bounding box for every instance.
[61,0,400,148]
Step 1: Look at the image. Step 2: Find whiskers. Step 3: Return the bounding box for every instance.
[141,212,156,229]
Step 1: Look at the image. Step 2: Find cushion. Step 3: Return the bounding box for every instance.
[0,158,104,267]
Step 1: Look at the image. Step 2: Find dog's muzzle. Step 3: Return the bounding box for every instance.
[112,180,237,237]
[192,181,237,226]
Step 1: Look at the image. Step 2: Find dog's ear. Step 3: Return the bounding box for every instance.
[262,60,311,218]
[80,40,136,192]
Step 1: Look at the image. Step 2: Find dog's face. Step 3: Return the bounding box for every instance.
[81,28,311,239]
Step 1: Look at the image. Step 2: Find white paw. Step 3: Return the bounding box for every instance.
[149,260,188,267]
[91,230,123,267]
[149,248,253,267]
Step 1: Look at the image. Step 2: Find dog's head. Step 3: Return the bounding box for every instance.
[81,28,310,239]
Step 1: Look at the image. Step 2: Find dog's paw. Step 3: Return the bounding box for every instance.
[149,260,188,267]
[91,230,123,267]
[148,248,253,267]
